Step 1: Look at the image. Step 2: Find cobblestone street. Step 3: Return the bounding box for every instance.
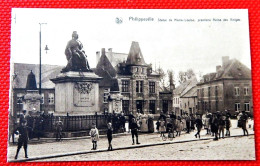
[42,135,255,161]
[8,120,255,161]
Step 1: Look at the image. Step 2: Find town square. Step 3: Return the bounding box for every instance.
[8,9,255,161]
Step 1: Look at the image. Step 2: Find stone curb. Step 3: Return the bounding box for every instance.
[8,134,254,162]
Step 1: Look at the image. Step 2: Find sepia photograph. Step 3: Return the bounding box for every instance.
[8,9,255,161]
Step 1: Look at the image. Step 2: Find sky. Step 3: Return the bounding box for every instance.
[11,9,251,83]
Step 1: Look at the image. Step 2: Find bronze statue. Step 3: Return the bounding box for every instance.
[62,31,91,72]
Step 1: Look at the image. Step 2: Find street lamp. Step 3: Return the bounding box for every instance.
[39,23,49,112]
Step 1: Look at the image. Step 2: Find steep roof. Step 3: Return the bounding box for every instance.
[181,86,197,98]
[106,51,128,67]
[173,76,198,96]
[126,41,147,66]
[199,58,251,84]
[94,53,119,91]
[13,63,63,89]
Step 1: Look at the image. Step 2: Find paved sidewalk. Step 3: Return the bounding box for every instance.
[8,121,254,162]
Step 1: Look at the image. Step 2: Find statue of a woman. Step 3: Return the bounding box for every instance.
[62,31,91,73]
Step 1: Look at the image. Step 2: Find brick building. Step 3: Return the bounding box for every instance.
[197,56,252,116]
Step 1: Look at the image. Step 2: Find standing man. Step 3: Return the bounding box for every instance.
[55,117,63,141]
[107,122,113,151]
[120,112,126,132]
[14,120,29,159]
[218,114,225,139]
[128,112,135,133]
[130,118,140,145]
[240,111,249,136]
[185,113,191,133]
[194,115,203,139]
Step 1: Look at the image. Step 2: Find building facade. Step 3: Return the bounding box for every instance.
[197,56,253,116]
[173,77,198,116]
[180,86,198,115]
[115,42,161,115]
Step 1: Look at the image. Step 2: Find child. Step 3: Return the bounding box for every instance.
[159,118,166,137]
[89,123,99,150]
[225,116,231,136]
[107,122,113,151]
[175,116,183,137]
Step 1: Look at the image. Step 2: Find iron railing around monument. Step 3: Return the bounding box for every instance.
[43,113,108,132]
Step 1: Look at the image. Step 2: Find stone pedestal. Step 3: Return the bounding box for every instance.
[51,71,102,115]
[23,90,41,116]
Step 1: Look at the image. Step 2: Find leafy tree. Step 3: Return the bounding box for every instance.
[178,68,195,84]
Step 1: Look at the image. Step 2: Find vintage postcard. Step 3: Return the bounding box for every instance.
[8,9,255,161]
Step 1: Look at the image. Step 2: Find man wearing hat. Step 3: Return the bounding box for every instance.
[14,120,30,159]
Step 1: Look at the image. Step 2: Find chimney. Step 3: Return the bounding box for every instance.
[108,48,113,63]
[170,83,175,91]
[222,56,229,68]
[96,51,100,66]
[216,65,221,72]
[102,48,106,55]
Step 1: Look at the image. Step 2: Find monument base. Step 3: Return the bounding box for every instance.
[51,71,102,115]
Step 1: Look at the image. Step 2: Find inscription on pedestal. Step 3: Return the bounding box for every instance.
[73,82,94,107]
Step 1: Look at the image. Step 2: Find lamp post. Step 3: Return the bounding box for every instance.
[39,23,49,113]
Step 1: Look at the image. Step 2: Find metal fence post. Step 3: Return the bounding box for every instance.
[95,112,98,127]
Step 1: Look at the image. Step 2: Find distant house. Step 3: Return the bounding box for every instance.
[180,86,198,115]
[197,56,252,116]
[173,77,198,116]
[11,63,63,118]
[96,48,128,67]
[94,48,121,114]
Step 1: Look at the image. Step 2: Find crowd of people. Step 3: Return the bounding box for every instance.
[12,109,252,159]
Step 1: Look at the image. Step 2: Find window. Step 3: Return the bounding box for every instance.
[244,103,250,111]
[208,87,211,97]
[48,93,55,105]
[235,103,240,111]
[103,89,110,103]
[201,88,204,97]
[135,67,139,73]
[41,93,44,104]
[215,86,218,96]
[122,100,130,115]
[244,87,249,96]
[122,80,129,92]
[136,81,143,93]
[234,87,240,96]
[142,68,145,74]
[149,82,156,93]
